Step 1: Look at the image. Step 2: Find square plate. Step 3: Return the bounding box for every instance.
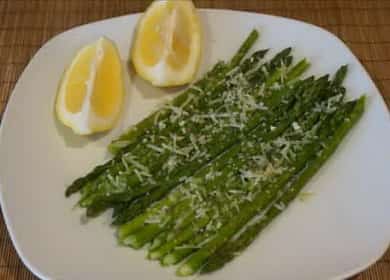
[0,9,389,280]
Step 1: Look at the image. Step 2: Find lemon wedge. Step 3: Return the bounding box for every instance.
[132,0,202,87]
[56,37,124,135]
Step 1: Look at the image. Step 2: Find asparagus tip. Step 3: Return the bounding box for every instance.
[117,228,127,240]
[65,190,72,197]
[148,251,162,260]
[148,240,161,251]
[123,235,142,249]
[162,254,177,266]
[176,264,195,276]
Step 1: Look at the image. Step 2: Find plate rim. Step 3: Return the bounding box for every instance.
[0,8,389,280]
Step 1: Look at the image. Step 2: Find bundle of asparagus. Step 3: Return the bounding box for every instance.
[65,29,364,276]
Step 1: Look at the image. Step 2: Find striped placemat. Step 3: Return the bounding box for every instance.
[0,1,388,279]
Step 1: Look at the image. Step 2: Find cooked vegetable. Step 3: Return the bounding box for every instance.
[201,96,365,274]
[65,30,259,197]
[65,30,365,277]
[176,98,363,276]
[111,56,309,225]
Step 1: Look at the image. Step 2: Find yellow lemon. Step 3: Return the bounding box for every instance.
[56,37,124,135]
[132,0,202,87]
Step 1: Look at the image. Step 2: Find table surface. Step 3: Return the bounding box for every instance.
[0,0,389,279]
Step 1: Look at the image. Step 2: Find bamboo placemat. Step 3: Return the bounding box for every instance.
[0,0,389,279]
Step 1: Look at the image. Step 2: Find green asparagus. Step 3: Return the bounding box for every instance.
[111,58,309,224]
[65,30,260,197]
[200,96,364,273]
[176,99,360,276]
[74,47,278,209]
[64,30,365,278]
[117,73,344,267]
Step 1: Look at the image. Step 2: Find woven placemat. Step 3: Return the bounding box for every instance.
[0,1,389,279]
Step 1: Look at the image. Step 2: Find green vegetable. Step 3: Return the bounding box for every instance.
[157,78,344,266]
[65,30,260,198]
[176,99,357,276]
[119,73,343,267]
[65,31,365,278]
[109,29,260,154]
[201,96,365,273]
[75,46,277,211]
[111,57,309,225]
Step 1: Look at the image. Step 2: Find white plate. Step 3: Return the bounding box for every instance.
[0,9,389,280]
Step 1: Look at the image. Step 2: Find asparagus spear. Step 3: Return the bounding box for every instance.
[122,202,192,249]
[141,67,350,260]
[109,29,260,154]
[175,99,354,276]
[201,96,364,273]
[65,30,260,197]
[162,241,202,266]
[71,46,274,206]
[147,209,197,253]
[117,70,339,239]
[149,231,169,251]
[120,74,340,256]
[148,216,211,260]
[146,78,344,264]
[117,191,184,240]
[62,23,363,278]
[112,84,302,225]
[111,59,309,224]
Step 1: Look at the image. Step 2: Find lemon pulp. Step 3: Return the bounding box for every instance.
[132,0,202,87]
[56,37,124,135]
